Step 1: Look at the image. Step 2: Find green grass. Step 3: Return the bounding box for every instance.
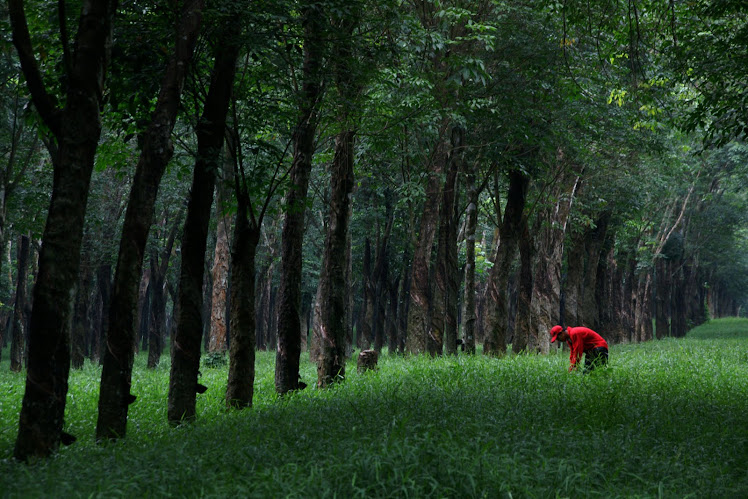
[1,318,747,498]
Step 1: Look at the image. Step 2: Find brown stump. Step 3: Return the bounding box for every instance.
[357,349,379,374]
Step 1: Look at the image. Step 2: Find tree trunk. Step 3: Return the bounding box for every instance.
[10,234,30,372]
[372,213,393,353]
[684,259,705,330]
[358,238,373,350]
[579,211,611,328]
[530,168,580,354]
[483,169,528,356]
[635,271,653,342]
[225,191,260,408]
[386,274,400,354]
[432,127,460,357]
[345,217,355,358]
[71,258,93,369]
[654,257,670,339]
[96,263,112,364]
[444,128,462,356]
[209,152,233,353]
[259,261,276,350]
[512,219,534,353]
[275,3,325,395]
[147,251,166,369]
[10,0,118,460]
[208,206,231,353]
[670,263,687,337]
[315,128,355,386]
[405,135,447,354]
[96,0,203,441]
[137,269,151,353]
[168,21,241,424]
[462,158,479,355]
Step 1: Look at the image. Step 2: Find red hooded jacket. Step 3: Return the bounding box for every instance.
[565,327,608,371]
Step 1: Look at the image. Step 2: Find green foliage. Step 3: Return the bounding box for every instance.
[202,351,227,369]
[1,319,747,496]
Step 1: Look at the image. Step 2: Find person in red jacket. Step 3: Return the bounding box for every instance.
[550,325,609,372]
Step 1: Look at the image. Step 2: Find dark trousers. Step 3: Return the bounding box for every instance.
[584,347,609,372]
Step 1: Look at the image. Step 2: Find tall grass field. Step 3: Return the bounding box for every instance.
[1,318,747,497]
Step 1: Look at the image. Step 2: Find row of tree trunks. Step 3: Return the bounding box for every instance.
[96,0,205,441]
[147,211,182,369]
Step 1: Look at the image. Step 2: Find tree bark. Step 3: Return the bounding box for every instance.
[483,168,528,356]
[358,238,373,350]
[168,21,241,424]
[530,168,579,354]
[225,191,260,408]
[654,257,670,339]
[10,0,118,461]
[208,219,231,353]
[147,213,180,369]
[635,271,653,342]
[208,159,233,353]
[386,274,400,354]
[10,234,30,372]
[315,128,355,386]
[512,219,534,353]
[275,3,325,395]
[443,127,462,356]
[96,263,112,364]
[71,256,93,369]
[372,213,393,353]
[462,158,479,355]
[147,251,166,368]
[405,132,447,354]
[96,0,203,441]
[579,211,611,328]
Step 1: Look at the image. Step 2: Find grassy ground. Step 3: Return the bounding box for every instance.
[1,318,747,498]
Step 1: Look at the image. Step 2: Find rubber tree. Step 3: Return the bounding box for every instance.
[96,0,204,441]
[274,0,327,395]
[168,15,243,425]
[9,0,118,461]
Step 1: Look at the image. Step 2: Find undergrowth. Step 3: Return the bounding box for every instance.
[0,318,746,497]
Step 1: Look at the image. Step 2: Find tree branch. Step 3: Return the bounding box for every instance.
[7,0,62,137]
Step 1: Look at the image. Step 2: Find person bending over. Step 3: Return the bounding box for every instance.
[550,325,609,372]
